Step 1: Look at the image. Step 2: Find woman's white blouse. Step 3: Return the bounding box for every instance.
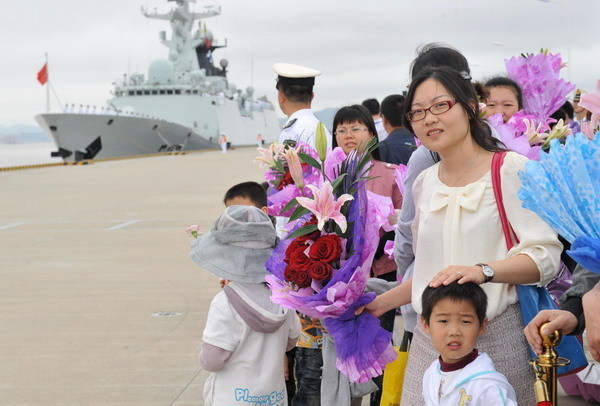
[411,152,562,320]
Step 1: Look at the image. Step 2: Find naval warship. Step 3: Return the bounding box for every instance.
[35,0,280,161]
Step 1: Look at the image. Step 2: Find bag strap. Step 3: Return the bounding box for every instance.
[491,152,519,251]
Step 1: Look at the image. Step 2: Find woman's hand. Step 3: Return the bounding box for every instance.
[356,278,413,316]
[355,296,387,318]
[583,285,600,362]
[429,265,486,287]
[523,309,578,355]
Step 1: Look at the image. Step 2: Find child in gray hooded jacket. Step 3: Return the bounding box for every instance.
[191,205,300,406]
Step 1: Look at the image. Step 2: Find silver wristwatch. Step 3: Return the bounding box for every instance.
[476,263,494,283]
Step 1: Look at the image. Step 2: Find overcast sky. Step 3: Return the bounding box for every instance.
[2,0,598,127]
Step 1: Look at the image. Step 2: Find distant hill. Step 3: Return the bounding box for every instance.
[0,124,50,143]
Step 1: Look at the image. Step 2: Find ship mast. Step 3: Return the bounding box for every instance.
[141,0,221,74]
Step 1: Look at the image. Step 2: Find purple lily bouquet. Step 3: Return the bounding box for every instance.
[482,51,578,161]
[487,111,572,161]
[505,49,575,126]
[256,126,396,383]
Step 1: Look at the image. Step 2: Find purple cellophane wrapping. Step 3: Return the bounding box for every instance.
[487,113,541,160]
[505,52,575,124]
[265,180,397,382]
[394,164,408,196]
[324,295,398,383]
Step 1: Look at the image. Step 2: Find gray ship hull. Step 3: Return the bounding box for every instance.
[34,1,282,162]
[35,113,217,161]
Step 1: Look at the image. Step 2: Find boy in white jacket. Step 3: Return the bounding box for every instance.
[421,282,517,405]
[190,205,300,406]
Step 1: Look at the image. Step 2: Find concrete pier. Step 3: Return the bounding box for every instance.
[0,147,592,405]
[0,148,264,405]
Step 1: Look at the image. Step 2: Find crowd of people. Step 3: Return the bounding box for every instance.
[189,43,599,405]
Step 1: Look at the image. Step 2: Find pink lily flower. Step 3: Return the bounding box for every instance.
[185,224,203,239]
[254,143,285,170]
[282,148,304,189]
[523,118,547,145]
[580,79,600,129]
[296,181,354,232]
[579,80,600,114]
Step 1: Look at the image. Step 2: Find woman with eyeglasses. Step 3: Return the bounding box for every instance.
[332,105,402,288]
[332,105,403,214]
[361,66,562,405]
[327,105,402,405]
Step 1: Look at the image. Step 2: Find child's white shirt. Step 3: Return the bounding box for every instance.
[202,283,300,406]
[423,352,517,406]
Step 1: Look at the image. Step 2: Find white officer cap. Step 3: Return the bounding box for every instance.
[273,63,321,87]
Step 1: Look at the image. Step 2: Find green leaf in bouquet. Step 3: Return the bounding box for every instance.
[286,224,319,240]
[355,139,378,174]
[298,152,322,171]
[289,205,311,222]
[330,173,348,193]
[274,160,285,172]
[280,197,299,215]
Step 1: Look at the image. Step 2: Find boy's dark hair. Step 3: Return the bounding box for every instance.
[421,282,487,325]
[361,98,380,115]
[223,181,267,208]
[381,94,405,127]
[276,82,313,104]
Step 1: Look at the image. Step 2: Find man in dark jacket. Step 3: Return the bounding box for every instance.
[379,94,416,165]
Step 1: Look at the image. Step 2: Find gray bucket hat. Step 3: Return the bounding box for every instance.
[189,205,277,283]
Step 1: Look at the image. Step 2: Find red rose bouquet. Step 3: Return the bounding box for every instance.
[259,133,397,383]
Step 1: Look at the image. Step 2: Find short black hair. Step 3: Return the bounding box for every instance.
[485,76,524,110]
[361,98,380,115]
[332,104,381,161]
[421,282,487,325]
[560,100,574,120]
[223,181,268,208]
[276,82,313,104]
[550,108,567,126]
[381,94,405,127]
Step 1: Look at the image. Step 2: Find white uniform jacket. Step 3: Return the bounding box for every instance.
[278,108,331,150]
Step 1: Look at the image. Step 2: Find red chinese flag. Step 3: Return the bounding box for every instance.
[37,63,48,85]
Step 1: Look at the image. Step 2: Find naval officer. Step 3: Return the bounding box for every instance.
[273,63,331,150]
[273,63,331,406]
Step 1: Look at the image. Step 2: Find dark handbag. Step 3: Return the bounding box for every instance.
[491,151,587,376]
